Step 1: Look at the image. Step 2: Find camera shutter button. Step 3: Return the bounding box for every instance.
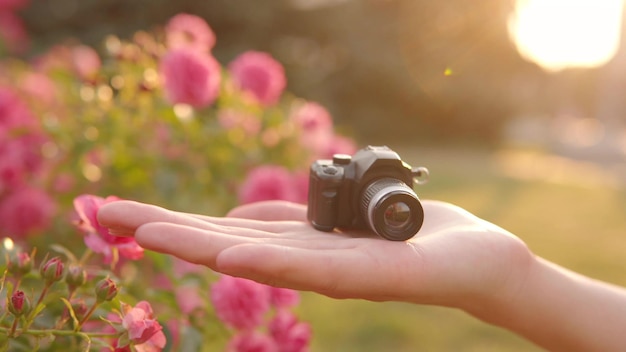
[332,154,352,165]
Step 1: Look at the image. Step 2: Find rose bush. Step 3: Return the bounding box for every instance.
[0,11,356,351]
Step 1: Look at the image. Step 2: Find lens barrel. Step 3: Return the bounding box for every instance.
[360,178,424,241]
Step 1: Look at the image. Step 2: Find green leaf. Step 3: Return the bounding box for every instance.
[60,297,79,330]
[116,332,130,349]
[28,302,47,323]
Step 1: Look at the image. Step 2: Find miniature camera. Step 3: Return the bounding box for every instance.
[307,146,429,241]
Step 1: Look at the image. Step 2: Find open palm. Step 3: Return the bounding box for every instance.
[98,200,532,312]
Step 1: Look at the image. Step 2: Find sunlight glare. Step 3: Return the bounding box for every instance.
[509,0,624,71]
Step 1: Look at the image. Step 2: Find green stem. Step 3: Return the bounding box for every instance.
[8,318,18,338]
[13,278,22,292]
[34,283,50,309]
[0,326,120,339]
[21,282,53,334]
[75,301,100,332]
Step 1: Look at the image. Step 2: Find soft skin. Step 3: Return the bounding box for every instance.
[98,200,626,351]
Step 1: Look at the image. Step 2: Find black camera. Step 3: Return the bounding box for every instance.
[307,146,429,241]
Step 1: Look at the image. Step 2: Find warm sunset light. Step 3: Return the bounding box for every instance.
[509,0,624,71]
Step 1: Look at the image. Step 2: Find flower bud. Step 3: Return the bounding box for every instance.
[95,278,119,302]
[70,299,88,321]
[8,290,31,317]
[6,252,33,277]
[65,265,87,290]
[39,256,65,284]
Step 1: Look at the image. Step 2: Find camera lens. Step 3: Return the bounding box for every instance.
[383,202,411,230]
[360,178,424,241]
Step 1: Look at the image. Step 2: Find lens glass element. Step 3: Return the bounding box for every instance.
[383,202,411,230]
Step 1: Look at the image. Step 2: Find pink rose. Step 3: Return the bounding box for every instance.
[0,86,39,131]
[120,301,167,351]
[73,194,144,263]
[238,166,305,204]
[217,109,262,136]
[166,13,216,53]
[0,186,55,239]
[320,134,358,159]
[71,45,101,81]
[289,171,309,205]
[175,284,206,314]
[290,102,333,133]
[159,48,221,108]
[228,51,286,106]
[172,257,207,277]
[0,132,47,192]
[0,11,28,54]
[210,275,271,330]
[269,311,312,352]
[288,102,334,156]
[269,287,300,309]
[19,72,58,107]
[227,331,278,352]
[0,0,28,10]
[31,45,73,73]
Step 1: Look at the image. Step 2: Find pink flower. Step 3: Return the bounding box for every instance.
[175,284,205,314]
[71,45,101,80]
[227,331,278,352]
[95,277,119,302]
[0,132,48,192]
[0,0,28,10]
[172,257,207,277]
[0,187,55,239]
[289,171,309,205]
[238,166,304,204]
[289,101,336,156]
[210,275,271,330]
[269,311,312,352]
[0,86,39,131]
[32,45,73,73]
[217,109,262,136]
[159,48,221,108]
[73,194,144,263]
[19,72,58,107]
[120,301,167,352]
[320,134,357,159]
[0,11,28,54]
[166,13,216,53]
[39,256,65,284]
[228,51,286,106]
[269,287,300,309]
[8,290,30,317]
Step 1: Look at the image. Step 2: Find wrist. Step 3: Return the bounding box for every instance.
[466,255,626,351]
[459,238,537,323]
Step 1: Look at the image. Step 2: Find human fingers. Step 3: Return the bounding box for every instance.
[225,200,307,221]
[99,200,307,236]
[98,201,214,236]
[134,222,363,268]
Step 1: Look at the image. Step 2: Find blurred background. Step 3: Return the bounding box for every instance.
[9,0,626,350]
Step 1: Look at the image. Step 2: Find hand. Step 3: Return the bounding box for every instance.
[97,200,533,312]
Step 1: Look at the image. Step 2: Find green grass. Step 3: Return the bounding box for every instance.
[296,146,626,351]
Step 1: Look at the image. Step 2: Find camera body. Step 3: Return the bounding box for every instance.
[307,146,428,241]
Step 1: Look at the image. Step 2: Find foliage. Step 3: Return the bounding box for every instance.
[0,11,356,351]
